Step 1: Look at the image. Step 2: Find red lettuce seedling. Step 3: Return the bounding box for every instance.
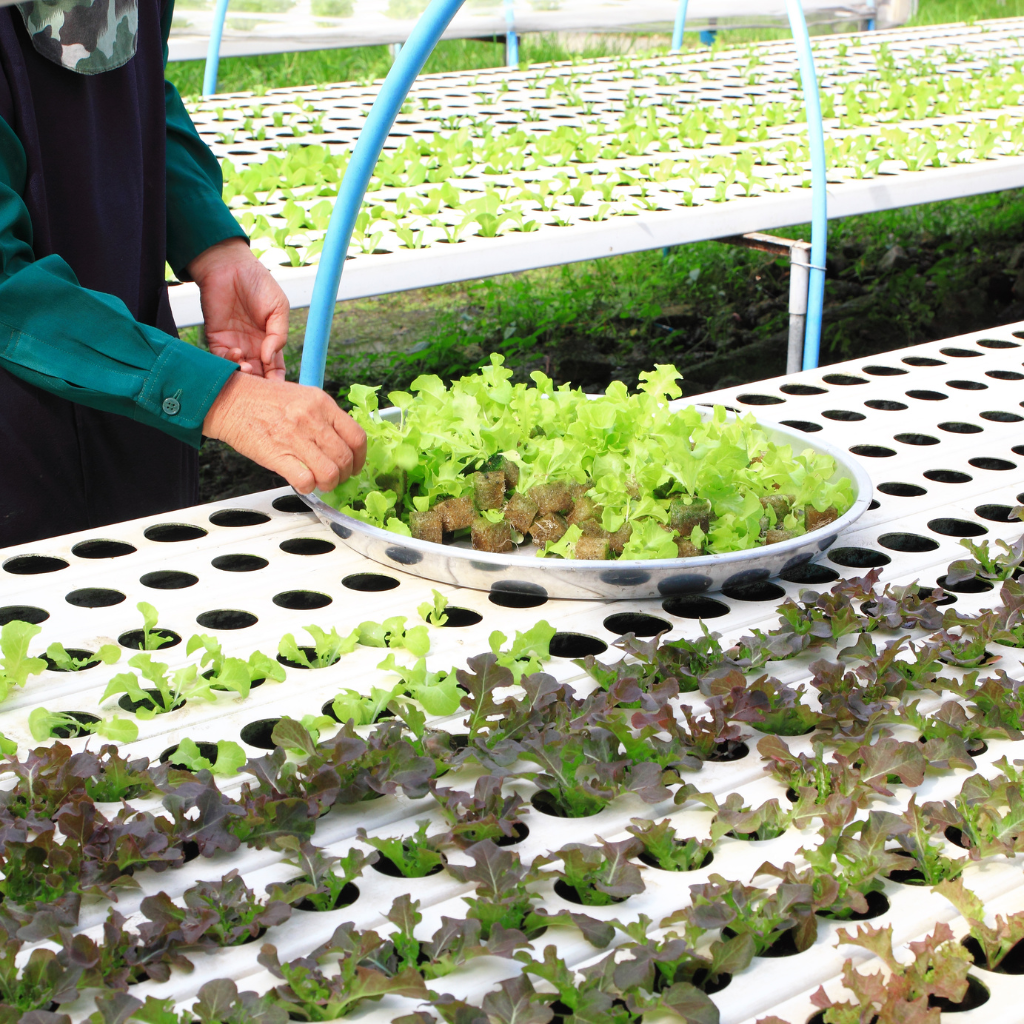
[885,796,966,885]
[266,838,376,911]
[626,817,716,872]
[0,915,81,1019]
[430,775,529,847]
[703,670,821,737]
[535,838,646,907]
[810,922,971,1024]
[922,770,1024,860]
[97,979,288,1024]
[935,876,1024,971]
[257,922,427,1021]
[965,670,1024,737]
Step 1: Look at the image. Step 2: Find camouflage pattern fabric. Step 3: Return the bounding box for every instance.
[16,0,138,74]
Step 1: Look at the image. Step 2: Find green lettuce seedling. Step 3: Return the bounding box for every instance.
[377,654,461,716]
[137,602,173,650]
[356,820,445,878]
[169,737,246,777]
[418,590,449,626]
[28,707,138,744]
[45,642,120,672]
[0,620,46,702]
[278,624,358,669]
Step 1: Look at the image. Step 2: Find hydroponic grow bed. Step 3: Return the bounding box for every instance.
[169,17,1024,326]
[2,323,1024,1024]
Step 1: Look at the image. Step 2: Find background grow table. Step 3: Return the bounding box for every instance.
[4,322,1024,1023]
[170,17,1024,330]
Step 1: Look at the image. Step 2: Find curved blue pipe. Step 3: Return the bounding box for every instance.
[671,0,689,52]
[504,0,518,66]
[785,0,827,371]
[300,0,467,387]
[202,0,230,97]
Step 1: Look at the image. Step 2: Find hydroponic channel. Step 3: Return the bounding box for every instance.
[170,17,1024,326]
[3,324,1024,1024]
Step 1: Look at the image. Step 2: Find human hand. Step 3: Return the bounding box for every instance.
[187,237,290,380]
[203,373,367,493]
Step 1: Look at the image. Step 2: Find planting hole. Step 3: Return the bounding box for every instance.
[924,469,972,483]
[322,699,394,724]
[988,369,1024,380]
[144,523,208,542]
[4,555,68,575]
[780,420,821,433]
[240,719,280,749]
[938,422,982,434]
[372,854,445,879]
[929,518,988,538]
[946,379,987,390]
[978,338,1020,349]
[277,647,316,670]
[554,879,627,906]
[894,433,939,446]
[72,539,136,559]
[969,457,1016,471]
[67,588,126,608]
[119,690,184,714]
[816,890,890,922]
[823,409,866,422]
[662,595,730,619]
[638,848,713,872]
[779,563,839,585]
[294,882,360,912]
[118,627,181,650]
[50,711,100,739]
[862,365,907,376]
[737,394,784,405]
[0,605,48,625]
[849,445,896,458]
[878,533,939,553]
[531,790,602,819]
[489,589,548,609]
[865,400,908,411]
[961,935,1024,975]
[603,612,671,637]
[706,740,750,762]
[721,580,786,602]
[941,347,983,358]
[195,609,258,630]
[212,554,269,572]
[141,570,198,589]
[981,410,1024,422]
[903,356,945,366]
[936,574,994,594]
[160,741,219,767]
[779,384,826,395]
[549,633,607,658]
[342,573,400,592]
[272,495,313,514]
[878,482,927,497]
[1014,446,1024,457]
[273,591,333,610]
[906,389,947,401]
[496,822,530,847]
[44,648,98,672]
[976,504,1015,523]
[208,509,271,528]
[280,537,335,555]
[822,374,867,385]
[441,607,483,627]
[828,547,891,569]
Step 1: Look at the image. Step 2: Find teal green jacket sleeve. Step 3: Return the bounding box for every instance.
[162,0,248,276]
[0,114,237,448]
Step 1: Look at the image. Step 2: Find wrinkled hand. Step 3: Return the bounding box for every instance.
[187,237,289,380]
[203,374,367,493]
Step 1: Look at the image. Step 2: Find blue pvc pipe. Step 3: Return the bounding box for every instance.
[202,0,230,97]
[671,0,688,52]
[504,0,518,65]
[300,0,467,387]
[785,0,827,371]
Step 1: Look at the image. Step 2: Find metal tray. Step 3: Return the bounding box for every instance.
[299,403,874,600]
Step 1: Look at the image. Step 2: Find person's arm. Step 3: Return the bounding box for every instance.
[0,115,237,448]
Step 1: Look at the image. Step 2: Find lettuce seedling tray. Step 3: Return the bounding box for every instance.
[2,323,1024,1024]
[299,408,874,601]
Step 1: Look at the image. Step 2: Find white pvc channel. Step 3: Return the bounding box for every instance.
[169,18,1024,327]
[3,324,1024,1023]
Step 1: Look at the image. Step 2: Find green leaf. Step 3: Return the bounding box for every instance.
[1,620,46,688]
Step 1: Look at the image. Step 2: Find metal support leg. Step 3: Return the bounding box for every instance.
[391,42,403,60]
[504,0,518,65]
[715,231,814,376]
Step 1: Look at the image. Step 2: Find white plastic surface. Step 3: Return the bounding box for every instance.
[4,323,1024,1022]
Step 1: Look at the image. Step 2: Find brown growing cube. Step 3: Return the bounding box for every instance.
[409,508,443,545]
[676,540,702,558]
[436,495,476,532]
[471,517,514,553]
[528,481,573,515]
[766,528,795,545]
[576,535,611,560]
[608,522,633,555]
[529,512,568,546]
[761,493,794,519]
[805,506,839,532]
[567,480,591,505]
[669,498,712,534]
[567,495,602,526]
[375,469,407,501]
[504,492,538,534]
[473,471,506,511]
[483,454,520,491]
